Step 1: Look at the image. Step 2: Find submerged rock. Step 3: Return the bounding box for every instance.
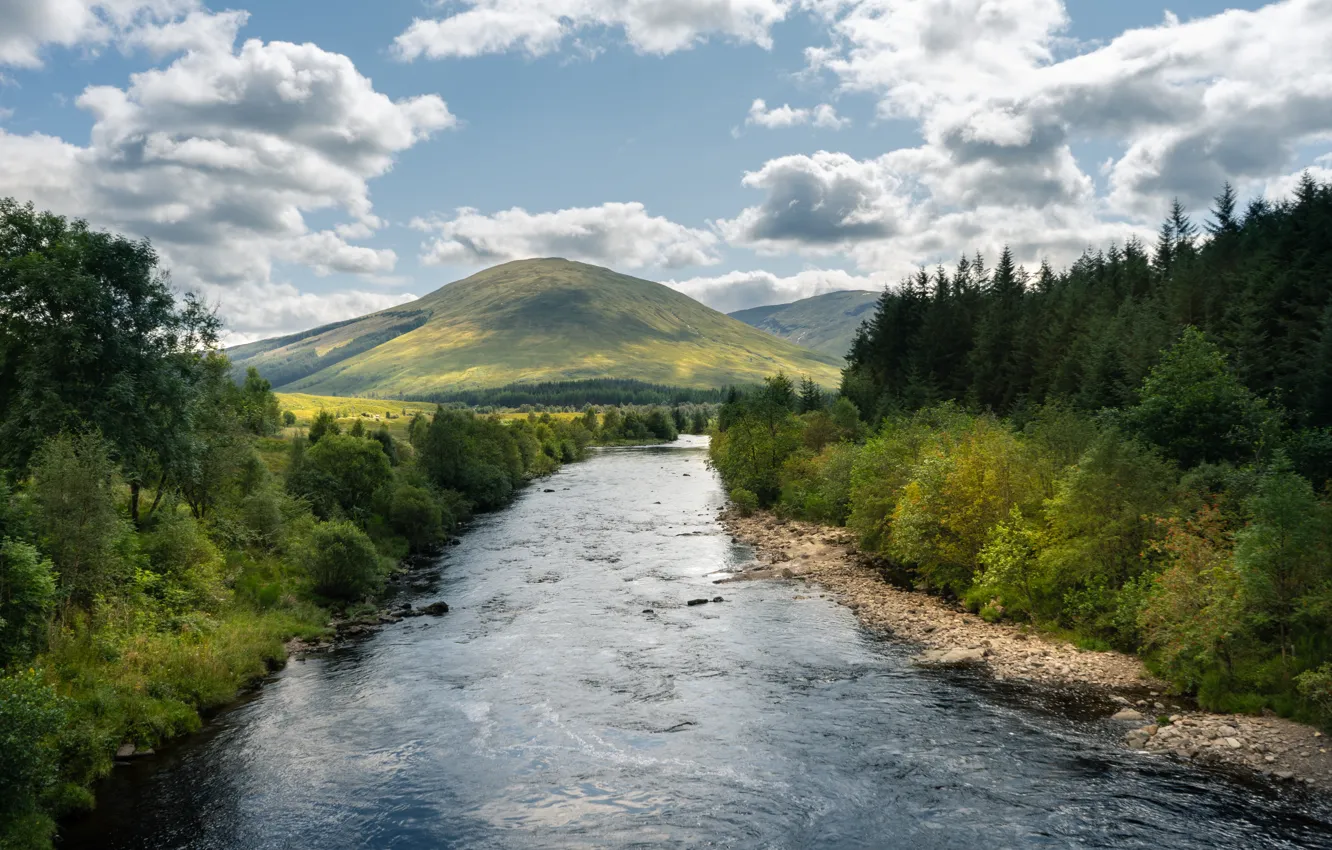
[420,601,450,616]
[686,598,709,606]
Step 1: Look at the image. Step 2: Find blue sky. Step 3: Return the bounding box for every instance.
[1,0,1326,342]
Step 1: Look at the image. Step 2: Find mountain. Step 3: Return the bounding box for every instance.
[729,290,880,360]
[228,258,844,396]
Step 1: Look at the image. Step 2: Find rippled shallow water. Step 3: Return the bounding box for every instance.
[63,437,1332,849]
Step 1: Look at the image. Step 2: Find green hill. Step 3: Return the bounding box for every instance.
[228,259,844,396]
[729,290,879,360]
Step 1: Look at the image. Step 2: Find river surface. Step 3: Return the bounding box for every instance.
[62,437,1332,849]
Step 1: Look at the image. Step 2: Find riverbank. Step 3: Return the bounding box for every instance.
[721,508,1332,791]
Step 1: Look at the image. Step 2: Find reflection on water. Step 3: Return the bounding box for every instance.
[62,436,1332,849]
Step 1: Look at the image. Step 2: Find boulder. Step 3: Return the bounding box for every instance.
[1112,708,1147,722]
[712,596,725,603]
[915,647,987,665]
[686,598,710,606]
[116,743,136,759]
[420,601,450,616]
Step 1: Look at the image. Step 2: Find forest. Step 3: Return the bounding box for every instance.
[404,378,727,409]
[0,199,699,849]
[711,176,1332,730]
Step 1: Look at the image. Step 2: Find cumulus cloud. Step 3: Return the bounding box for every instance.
[744,98,849,130]
[392,0,791,60]
[0,0,201,67]
[710,0,1332,286]
[665,267,883,312]
[413,202,720,269]
[0,9,455,336]
[718,151,908,250]
[803,0,1332,218]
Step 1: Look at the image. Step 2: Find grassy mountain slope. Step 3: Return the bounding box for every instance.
[230,259,843,395]
[729,290,879,360]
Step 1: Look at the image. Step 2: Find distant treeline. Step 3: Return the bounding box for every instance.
[404,379,732,409]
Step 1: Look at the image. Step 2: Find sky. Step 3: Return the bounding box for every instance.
[2,0,1330,344]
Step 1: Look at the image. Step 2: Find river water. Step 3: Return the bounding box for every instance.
[62,437,1332,849]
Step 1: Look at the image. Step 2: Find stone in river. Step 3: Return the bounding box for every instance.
[420,601,450,616]
[686,598,710,606]
[712,596,724,603]
[116,743,136,759]
[914,647,987,665]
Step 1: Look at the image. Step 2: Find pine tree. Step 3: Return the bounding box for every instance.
[1207,182,1239,236]
[797,377,824,413]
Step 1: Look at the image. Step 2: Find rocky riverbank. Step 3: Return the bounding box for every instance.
[720,508,1332,791]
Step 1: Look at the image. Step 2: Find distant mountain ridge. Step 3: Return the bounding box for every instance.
[228,258,843,396]
[729,289,879,360]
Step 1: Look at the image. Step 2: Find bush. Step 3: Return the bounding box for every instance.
[302,521,387,601]
[1296,663,1332,729]
[390,486,445,552]
[30,432,131,606]
[730,488,759,517]
[139,503,227,612]
[292,434,394,520]
[0,669,64,845]
[0,540,57,667]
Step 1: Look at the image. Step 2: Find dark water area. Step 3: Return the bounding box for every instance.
[61,436,1332,849]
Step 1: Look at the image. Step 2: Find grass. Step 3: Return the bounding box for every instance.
[274,393,438,424]
[236,259,844,397]
[36,599,328,826]
[729,289,879,361]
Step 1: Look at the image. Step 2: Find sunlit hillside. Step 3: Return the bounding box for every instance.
[231,259,844,396]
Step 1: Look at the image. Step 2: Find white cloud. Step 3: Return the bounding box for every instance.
[209,282,419,346]
[804,0,1332,217]
[393,0,791,60]
[0,10,456,336]
[0,0,200,67]
[665,267,883,312]
[711,0,1332,283]
[744,98,849,130]
[414,202,720,269]
[1262,156,1332,202]
[718,151,909,251]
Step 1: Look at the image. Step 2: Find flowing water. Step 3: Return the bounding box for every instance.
[62,437,1332,849]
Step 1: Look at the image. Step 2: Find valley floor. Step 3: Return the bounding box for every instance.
[720,508,1332,792]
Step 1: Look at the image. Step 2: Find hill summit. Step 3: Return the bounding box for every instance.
[228,259,844,396]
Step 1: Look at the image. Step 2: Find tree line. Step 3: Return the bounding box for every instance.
[404,378,727,409]
[712,176,1332,733]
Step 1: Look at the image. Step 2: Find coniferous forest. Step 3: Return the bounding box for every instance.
[711,176,1332,728]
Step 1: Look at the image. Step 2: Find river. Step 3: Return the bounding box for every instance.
[61,436,1332,849]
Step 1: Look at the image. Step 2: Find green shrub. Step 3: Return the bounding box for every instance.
[302,521,387,601]
[0,669,64,846]
[139,503,227,612]
[0,540,57,667]
[291,434,394,520]
[1296,663,1332,728]
[730,488,759,517]
[390,486,445,552]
